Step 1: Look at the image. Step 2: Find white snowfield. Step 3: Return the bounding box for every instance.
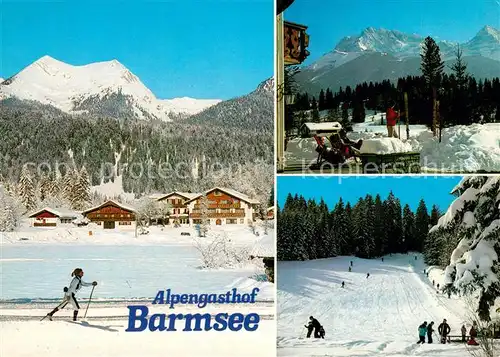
[286,113,500,172]
[0,55,221,120]
[1,314,275,357]
[277,254,495,357]
[1,225,275,356]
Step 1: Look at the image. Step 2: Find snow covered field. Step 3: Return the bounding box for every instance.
[1,314,275,357]
[286,113,500,172]
[1,224,275,356]
[277,253,496,356]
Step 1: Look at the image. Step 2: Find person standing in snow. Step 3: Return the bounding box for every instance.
[44,268,97,321]
[305,316,322,338]
[382,257,384,262]
[417,322,428,344]
[461,325,467,342]
[427,321,435,343]
[438,319,451,343]
[366,273,370,279]
[386,101,400,138]
[468,322,479,345]
[341,281,345,288]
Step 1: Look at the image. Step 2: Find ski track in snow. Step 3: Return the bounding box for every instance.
[277,254,477,356]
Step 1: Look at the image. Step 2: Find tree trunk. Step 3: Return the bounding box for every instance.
[432,87,437,137]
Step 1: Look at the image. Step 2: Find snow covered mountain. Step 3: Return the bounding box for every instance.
[0,56,221,121]
[299,26,500,94]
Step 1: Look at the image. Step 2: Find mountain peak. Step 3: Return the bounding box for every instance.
[475,25,500,41]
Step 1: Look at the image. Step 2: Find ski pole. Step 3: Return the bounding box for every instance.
[84,285,95,318]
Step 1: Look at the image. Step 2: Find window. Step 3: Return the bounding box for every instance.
[214,191,222,196]
[227,219,237,224]
[97,222,102,225]
[119,221,132,225]
[240,219,244,224]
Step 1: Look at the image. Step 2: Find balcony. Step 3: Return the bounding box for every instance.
[190,211,246,219]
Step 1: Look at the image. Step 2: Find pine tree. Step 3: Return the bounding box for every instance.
[62,168,76,204]
[18,165,36,212]
[0,185,18,231]
[311,108,320,123]
[38,174,51,203]
[373,194,386,256]
[421,37,445,88]
[402,204,415,253]
[268,186,274,207]
[318,89,325,111]
[415,199,430,253]
[430,205,441,226]
[72,166,91,210]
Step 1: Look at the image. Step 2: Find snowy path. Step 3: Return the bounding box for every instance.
[277,254,475,356]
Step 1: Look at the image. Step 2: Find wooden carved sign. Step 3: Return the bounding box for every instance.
[284,21,309,65]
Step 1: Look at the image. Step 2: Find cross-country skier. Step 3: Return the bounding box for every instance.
[438,319,451,343]
[348,266,352,272]
[366,273,370,278]
[341,281,345,288]
[350,261,353,267]
[382,257,384,262]
[417,322,427,343]
[427,321,435,343]
[44,268,97,321]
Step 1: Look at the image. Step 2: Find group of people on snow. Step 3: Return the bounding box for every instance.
[417,319,479,346]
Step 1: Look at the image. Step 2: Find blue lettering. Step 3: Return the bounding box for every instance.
[250,288,260,303]
[125,305,148,332]
[241,294,250,303]
[167,313,184,331]
[212,313,229,331]
[180,294,188,304]
[183,313,212,331]
[228,313,244,331]
[197,294,207,308]
[243,313,260,331]
[152,291,164,304]
[149,313,167,331]
[169,294,180,309]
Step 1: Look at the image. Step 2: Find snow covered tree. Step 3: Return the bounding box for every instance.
[199,194,210,238]
[430,204,441,227]
[0,184,21,231]
[18,165,36,212]
[38,173,51,203]
[72,166,91,210]
[62,168,76,205]
[434,176,500,321]
[415,199,430,253]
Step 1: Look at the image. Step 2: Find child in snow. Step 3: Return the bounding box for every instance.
[305,316,322,338]
[44,268,97,321]
[417,322,428,343]
[467,323,479,345]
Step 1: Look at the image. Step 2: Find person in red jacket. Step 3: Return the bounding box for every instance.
[386,101,400,138]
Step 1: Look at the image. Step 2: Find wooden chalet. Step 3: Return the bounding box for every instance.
[82,200,136,230]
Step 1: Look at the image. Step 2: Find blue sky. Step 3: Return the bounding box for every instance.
[0,0,273,100]
[284,0,500,65]
[277,176,463,212]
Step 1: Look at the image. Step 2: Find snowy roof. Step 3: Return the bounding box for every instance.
[156,191,201,202]
[81,200,136,215]
[184,187,260,205]
[250,234,275,258]
[28,207,78,218]
[302,122,342,132]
